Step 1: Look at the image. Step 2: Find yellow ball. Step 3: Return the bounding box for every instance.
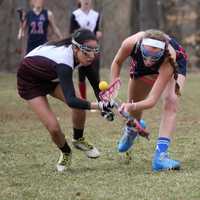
[99,81,109,91]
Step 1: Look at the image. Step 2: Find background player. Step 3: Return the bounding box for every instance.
[69,0,102,99]
[17,0,62,54]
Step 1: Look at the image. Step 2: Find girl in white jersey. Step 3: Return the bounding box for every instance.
[70,0,102,99]
[17,28,113,172]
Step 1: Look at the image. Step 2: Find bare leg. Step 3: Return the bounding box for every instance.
[51,85,100,158]
[117,77,152,152]
[159,75,186,138]
[27,96,66,148]
[152,75,185,171]
[128,77,152,120]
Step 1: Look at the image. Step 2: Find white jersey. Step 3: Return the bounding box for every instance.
[25,44,75,69]
[72,9,99,32]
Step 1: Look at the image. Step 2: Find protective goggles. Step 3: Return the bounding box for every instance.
[72,39,100,56]
[140,38,165,62]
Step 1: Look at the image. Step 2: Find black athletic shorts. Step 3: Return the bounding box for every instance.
[17,56,58,100]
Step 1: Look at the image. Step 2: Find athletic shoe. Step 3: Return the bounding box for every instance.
[72,137,100,158]
[117,125,138,153]
[152,152,181,172]
[56,152,72,172]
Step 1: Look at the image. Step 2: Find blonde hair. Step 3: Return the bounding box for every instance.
[144,29,181,96]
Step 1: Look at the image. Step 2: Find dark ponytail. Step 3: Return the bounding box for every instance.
[46,28,97,47]
[46,37,72,47]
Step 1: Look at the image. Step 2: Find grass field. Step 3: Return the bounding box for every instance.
[0,70,200,200]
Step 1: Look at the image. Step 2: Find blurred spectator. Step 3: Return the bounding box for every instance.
[17,0,62,54]
[69,0,102,99]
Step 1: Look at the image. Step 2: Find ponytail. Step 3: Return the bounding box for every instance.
[164,44,181,96]
[46,37,72,47]
[144,29,181,96]
[46,28,97,47]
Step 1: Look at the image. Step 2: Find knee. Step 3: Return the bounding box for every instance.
[46,122,61,138]
[163,95,179,113]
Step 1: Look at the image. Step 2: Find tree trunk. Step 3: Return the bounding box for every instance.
[139,0,159,30]
[130,0,140,33]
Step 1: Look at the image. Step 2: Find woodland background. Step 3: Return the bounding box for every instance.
[0,0,200,71]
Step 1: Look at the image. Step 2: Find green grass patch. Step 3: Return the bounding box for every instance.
[0,71,200,200]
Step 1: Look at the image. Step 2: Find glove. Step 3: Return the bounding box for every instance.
[101,110,115,121]
[98,100,115,112]
[98,101,115,121]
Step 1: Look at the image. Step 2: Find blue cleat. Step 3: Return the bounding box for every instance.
[152,152,181,172]
[117,125,138,153]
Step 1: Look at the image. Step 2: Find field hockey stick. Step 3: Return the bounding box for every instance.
[99,78,150,140]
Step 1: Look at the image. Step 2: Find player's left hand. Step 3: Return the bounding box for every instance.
[118,102,133,114]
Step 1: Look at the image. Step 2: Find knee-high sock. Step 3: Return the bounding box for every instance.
[155,137,170,154]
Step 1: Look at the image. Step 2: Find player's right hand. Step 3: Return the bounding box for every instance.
[118,102,135,114]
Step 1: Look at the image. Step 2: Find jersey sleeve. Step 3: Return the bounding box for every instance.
[56,64,91,109]
[84,65,101,101]
[69,13,80,34]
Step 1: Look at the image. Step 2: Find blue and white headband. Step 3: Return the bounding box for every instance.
[141,38,166,50]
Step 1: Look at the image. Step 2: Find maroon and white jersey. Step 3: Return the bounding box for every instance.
[17,43,100,109]
[25,44,75,69]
